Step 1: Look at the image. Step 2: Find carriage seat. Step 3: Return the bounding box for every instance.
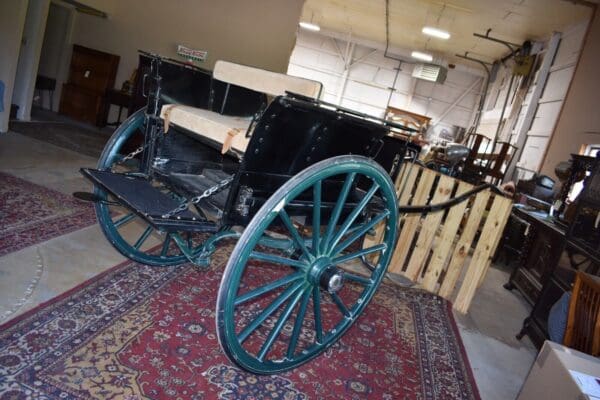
[161,105,253,154]
[160,60,322,155]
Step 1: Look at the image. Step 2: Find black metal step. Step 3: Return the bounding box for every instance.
[81,168,218,233]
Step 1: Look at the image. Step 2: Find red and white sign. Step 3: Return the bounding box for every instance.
[177,45,207,62]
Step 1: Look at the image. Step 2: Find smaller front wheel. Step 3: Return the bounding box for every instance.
[216,155,398,374]
[94,109,188,266]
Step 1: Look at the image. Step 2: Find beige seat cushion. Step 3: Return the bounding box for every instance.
[213,60,322,99]
[160,105,252,155]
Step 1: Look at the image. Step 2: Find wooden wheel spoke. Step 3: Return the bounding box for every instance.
[331,210,389,257]
[330,292,351,317]
[312,286,323,344]
[160,233,172,256]
[257,285,307,361]
[286,288,312,359]
[235,272,304,306]
[312,181,322,253]
[113,212,136,228]
[249,251,308,269]
[278,209,312,260]
[343,272,373,286]
[332,243,387,265]
[237,280,304,343]
[133,226,153,250]
[321,172,356,253]
[327,182,380,253]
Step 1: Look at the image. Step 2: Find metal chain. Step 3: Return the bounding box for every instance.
[161,176,234,219]
[114,145,146,166]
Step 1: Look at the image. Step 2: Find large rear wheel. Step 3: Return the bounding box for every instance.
[216,155,398,373]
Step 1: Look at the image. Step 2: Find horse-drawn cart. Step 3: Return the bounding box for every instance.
[78,52,433,374]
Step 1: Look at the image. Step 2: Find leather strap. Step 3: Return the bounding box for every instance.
[162,104,178,133]
[222,128,240,154]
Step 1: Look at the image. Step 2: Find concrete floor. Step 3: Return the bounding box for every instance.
[0,128,538,399]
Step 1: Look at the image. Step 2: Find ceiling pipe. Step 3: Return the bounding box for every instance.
[473,29,525,64]
[474,30,520,51]
[384,0,418,66]
[455,52,492,135]
[491,72,516,151]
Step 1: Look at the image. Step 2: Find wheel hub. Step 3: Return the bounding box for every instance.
[322,268,345,293]
[307,257,345,293]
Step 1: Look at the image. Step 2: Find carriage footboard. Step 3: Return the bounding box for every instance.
[81,168,218,233]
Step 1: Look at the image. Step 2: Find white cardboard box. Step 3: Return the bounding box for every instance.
[517,341,600,400]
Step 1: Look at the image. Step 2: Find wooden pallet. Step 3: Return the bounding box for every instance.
[367,163,512,313]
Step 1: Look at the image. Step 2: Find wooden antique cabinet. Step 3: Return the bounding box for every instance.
[512,154,600,347]
[59,45,120,126]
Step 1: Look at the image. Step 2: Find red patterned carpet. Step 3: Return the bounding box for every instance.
[0,172,96,256]
[0,244,480,399]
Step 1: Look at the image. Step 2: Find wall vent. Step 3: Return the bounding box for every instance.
[412,64,448,84]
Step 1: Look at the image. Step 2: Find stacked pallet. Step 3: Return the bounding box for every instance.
[368,163,512,313]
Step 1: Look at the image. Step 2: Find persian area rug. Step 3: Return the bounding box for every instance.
[9,120,111,158]
[0,246,480,400]
[0,172,96,256]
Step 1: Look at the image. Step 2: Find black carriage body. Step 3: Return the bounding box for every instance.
[137,51,266,116]
[222,95,416,226]
[84,53,418,233]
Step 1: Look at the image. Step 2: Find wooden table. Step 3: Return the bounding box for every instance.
[106,89,132,126]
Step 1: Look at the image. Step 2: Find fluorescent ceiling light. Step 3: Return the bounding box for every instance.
[299,21,320,31]
[411,51,433,62]
[422,27,451,40]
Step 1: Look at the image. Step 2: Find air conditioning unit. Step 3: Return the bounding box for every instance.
[412,64,448,84]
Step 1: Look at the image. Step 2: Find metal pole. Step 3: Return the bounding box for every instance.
[385,62,402,110]
[455,53,492,135]
[492,72,516,149]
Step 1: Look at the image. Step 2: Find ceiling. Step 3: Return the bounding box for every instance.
[300,0,594,65]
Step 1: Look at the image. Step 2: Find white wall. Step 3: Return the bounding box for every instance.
[37,2,75,111]
[477,63,523,140]
[515,22,588,177]
[38,3,69,79]
[541,8,600,178]
[12,0,51,121]
[0,0,29,132]
[69,0,305,122]
[287,30,483,137]
[72,0,304,86]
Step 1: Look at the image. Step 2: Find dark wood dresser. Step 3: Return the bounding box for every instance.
[59,45,120,126]
[504,206,567,305]
[510,154,600,348]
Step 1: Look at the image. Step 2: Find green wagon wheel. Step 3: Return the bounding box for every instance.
[95,108,188,266]
[216,155,398,374]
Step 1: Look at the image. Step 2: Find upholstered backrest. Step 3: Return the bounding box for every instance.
[213,60,322,99]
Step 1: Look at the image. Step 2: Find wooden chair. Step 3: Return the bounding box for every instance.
[564,271,600,356]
